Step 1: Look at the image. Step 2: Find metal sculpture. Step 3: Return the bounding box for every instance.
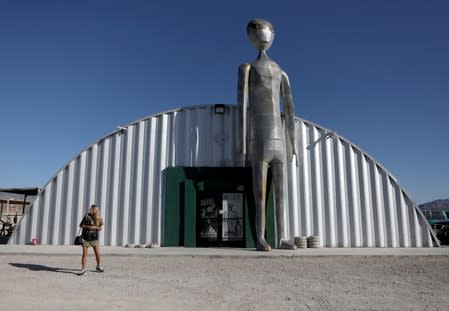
[238,19,297,251]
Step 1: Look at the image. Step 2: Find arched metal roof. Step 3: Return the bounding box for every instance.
[9,105,438,247]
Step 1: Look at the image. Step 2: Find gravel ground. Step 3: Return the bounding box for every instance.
[1,253,448,310]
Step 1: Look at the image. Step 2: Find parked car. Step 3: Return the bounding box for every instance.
[423,210,449,244]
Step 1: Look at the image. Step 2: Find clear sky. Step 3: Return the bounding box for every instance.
[0,0,448,204]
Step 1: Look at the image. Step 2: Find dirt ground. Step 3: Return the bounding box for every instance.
[1,253,448,310]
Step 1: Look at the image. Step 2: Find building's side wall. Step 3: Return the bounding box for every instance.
[9,105,437,247]
[287,121,435,247]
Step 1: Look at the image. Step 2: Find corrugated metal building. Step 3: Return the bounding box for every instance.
[9,105,438,247]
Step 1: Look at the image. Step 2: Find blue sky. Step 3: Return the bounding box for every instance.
[0,0,448,204]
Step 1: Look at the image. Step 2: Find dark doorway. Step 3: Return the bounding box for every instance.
[163,167,275,249]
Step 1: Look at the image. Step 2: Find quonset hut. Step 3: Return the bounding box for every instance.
[9,105,439,247]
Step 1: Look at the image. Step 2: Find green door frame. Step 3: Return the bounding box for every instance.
[163,167,276,248]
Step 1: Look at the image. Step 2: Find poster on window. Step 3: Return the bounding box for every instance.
[199,196,218,239]
[222,193,243,241]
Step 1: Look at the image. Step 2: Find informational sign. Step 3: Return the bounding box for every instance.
[222,193,243,241]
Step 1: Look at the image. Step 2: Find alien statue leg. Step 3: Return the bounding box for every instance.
[271,162,297,250]
[252,160,271,251]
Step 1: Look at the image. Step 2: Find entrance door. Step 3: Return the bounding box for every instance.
[197,192,244,247]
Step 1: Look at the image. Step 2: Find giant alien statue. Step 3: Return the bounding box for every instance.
[238,19,297,251]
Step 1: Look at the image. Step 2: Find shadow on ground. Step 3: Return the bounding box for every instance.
[9,263,80,275]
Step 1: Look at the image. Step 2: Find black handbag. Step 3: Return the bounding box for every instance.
[74,229,83,245]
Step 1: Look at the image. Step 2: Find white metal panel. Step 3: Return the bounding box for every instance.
[312,127,324,247]
[324,134,337,247]
[360,155,374,247]
[289,162,300,237]
[145,117,157,242]
[300,121,312,237]
[75,151,87,237]
[156,113,169,243]
[40,182,52,244]
[109,134,121,245]
[336,139,349,246]
[52,170,63,244]
[63,161,75,244]
[9,105,438,247]
[99,137,111,245]
[121,124,134,245]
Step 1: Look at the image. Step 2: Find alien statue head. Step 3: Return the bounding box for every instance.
[247,19,275,52]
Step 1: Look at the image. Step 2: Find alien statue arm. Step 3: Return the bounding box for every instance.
[238,63,251,166]
[281,71,297,166]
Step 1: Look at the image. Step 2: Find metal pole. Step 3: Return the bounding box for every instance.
[22,194,27,216]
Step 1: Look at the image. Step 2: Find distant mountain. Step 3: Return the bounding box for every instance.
[419,199,449,211]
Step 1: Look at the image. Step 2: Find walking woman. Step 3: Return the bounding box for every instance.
[79,204,104,275]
